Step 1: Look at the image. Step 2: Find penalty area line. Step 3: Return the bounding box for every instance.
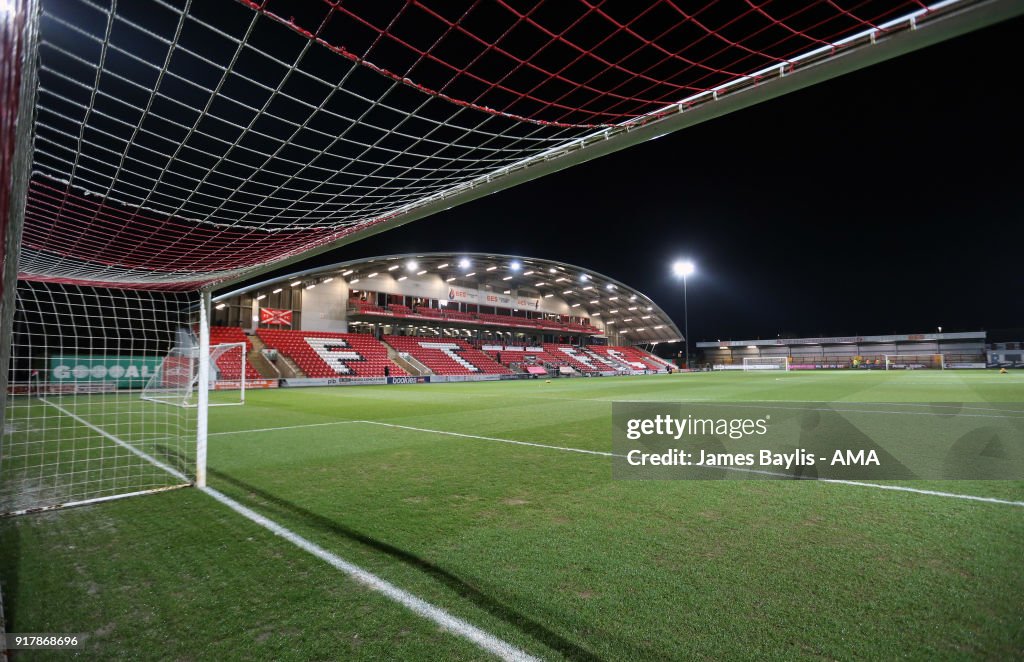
[359,421,1024,508]
[208,420,362,436]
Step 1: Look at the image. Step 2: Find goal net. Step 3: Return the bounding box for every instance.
[885,354,945,370]
[1,282,199,515]
[142,342,247,408]
[743,357,790,371]
[0,0,996,518]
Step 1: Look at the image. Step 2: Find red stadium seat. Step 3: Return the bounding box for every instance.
[383,336,511,376]
[256,329,408,378]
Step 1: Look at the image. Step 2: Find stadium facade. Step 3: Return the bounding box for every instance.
[201,253,681,384]
[698,331,987,369]
[215,253,682,347]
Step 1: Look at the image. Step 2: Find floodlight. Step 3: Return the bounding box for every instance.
[672,260,695,277]
[510,261,521,271]
[671,259,696,369]
[406,260,418,271]
[459,258,471,269]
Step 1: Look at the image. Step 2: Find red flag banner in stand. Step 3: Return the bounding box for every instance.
[259,307,292,326]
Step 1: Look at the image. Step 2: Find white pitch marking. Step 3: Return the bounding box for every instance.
[360,421,1024,508]
[39,404,538,661]
[357,421,613,457]
[209,420,360,436]
[41,397,189,483]
[202,486,539,662]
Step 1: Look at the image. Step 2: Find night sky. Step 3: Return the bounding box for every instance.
[260,15,1023,344]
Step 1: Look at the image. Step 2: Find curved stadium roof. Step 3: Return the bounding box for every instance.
[217,252,683,346]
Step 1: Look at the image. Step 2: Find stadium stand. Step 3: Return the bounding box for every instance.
[482,346,562,371]
[587,345,669,372]
[353,301,388,316]
[539,344,670,374]
[347,302,601,335]
[542,344,604,375]
[209,326,261,380]
[257,329,407,378]
[383,336,511,375]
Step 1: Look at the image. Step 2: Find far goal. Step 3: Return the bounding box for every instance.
[885,354,945,370]
[142,342,248,407]
[743,356,789,371]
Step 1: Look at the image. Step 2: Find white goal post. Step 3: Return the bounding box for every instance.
[141,342,247,407]
[885,354,945,370]
[742,356,790,371]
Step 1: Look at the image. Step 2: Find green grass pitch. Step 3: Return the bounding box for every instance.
[2,370,1023,660]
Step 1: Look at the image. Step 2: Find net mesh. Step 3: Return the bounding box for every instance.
[885,354,944,370]
[21,0,950,289]
[743,356,789,371]
[1,281,196,514]
[141,341,246,407]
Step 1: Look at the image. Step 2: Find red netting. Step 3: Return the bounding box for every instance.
[16,0,955,289]
[247,0,929,126]
[18,177,408,290]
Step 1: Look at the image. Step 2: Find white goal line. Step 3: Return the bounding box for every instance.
[34,402,538,662]
[40,396,190,484]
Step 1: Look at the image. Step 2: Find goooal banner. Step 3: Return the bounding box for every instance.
[49,355,163,388]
